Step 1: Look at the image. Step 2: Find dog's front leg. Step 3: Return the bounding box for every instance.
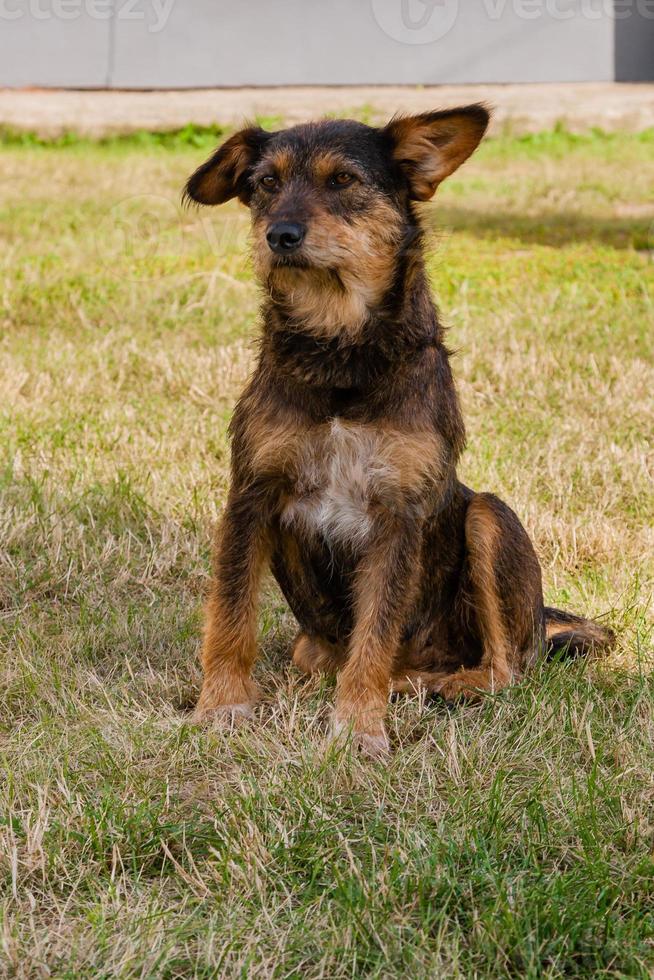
[333,515,421,757]
[194,487,269,726]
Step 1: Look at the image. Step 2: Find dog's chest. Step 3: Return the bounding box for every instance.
[281,419,393,548]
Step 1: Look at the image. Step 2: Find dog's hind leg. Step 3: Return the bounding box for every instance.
[391,670,451,694]
[434,493,542,702]
[292,633,346,676]
[390,643,470,694]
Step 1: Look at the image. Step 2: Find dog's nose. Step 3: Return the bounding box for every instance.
[266,222,306,254]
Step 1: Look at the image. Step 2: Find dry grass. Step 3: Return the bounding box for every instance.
[0,127,653,977]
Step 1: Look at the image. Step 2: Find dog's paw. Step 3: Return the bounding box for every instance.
[192,702,255,728]
[330,717,390,758]
[432,668,505,702]
[292,633,344,677]
[353,731,391,758]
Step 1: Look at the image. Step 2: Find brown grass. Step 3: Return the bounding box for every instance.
[0,128,653,977]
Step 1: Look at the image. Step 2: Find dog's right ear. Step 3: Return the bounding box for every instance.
[184,126,270,206]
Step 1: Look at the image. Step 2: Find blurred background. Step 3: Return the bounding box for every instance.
[1,0,654,88]
[2,0,653,139]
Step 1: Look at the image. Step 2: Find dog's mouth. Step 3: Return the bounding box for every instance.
[268,252,313,270]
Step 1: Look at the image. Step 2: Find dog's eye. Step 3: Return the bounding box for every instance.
[329,172,355,189]
[260,175,279,191]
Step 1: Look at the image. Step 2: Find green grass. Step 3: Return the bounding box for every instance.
[1,126,653,977]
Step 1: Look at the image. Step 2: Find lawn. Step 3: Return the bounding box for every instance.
[1,123,653,977]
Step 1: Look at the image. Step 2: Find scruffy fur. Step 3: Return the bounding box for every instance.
[184,106,614,756]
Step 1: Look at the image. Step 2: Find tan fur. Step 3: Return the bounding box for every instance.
[545,618,607,644]
[268,266,378,340]
[264,147,294,180]
[390,670,452,694]
[385,108,489,200]
[334,525,421,749]
[311,151,360,182]
[189,129,262,206]
[253,199,402,340]
[248,414,446,550]
[249,415,446,487]
[292,633,345,675]
[433,494,513,699]
[465,497,511,673]
[545,611,613,658]
[194,519,270,721]
[247,416,307,476]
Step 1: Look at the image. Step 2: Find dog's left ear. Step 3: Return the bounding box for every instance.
[384,104,490,201]
[184,126,271,206]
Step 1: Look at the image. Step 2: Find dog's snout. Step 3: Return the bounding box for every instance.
[266,222,306,254]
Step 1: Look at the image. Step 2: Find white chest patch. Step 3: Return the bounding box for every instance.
[281,419,392,549]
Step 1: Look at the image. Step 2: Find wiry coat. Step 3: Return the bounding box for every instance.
[184,108,614,755]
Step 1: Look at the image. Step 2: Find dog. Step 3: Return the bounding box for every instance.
[183,105,614,756]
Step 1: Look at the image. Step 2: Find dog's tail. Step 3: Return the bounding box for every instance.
[544,607,615,660]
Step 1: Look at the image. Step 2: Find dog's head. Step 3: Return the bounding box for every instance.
[184,107,489,334]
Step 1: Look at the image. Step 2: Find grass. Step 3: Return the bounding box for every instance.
[1,124,653,977]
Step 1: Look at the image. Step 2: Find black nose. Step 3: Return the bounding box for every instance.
[266,222,306,254]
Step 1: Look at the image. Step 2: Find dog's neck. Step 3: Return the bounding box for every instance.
[265,265,385,344]
[261,244,442,391]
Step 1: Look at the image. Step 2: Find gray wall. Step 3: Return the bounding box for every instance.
[615,2,654,80]
[1,0,653,87]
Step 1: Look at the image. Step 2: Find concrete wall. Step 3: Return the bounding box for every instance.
[0,6,112,87]
[1,0,653,87]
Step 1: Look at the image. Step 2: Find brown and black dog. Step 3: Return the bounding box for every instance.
[184,105,613,755]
